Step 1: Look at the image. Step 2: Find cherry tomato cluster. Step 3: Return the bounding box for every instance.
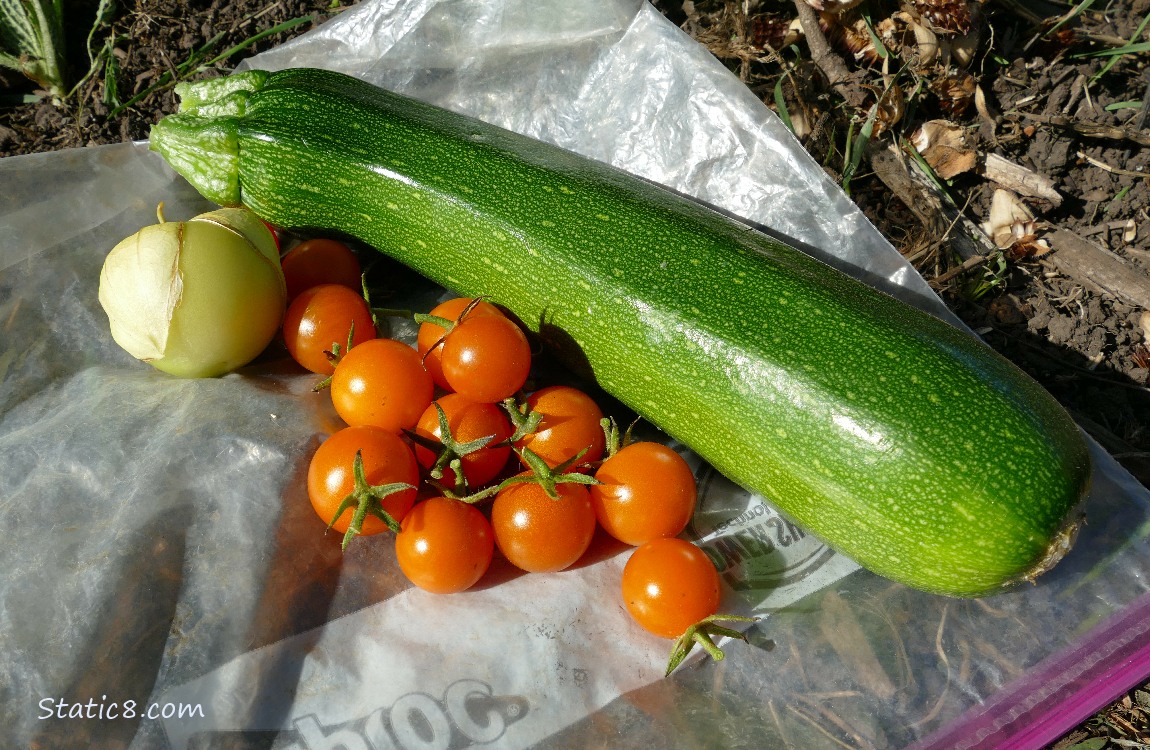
[276,236,751,671]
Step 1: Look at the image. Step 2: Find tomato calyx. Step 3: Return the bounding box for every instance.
[327,449,416,549]
[665,614,758,676]
[406,402,499,495]
[501,397,544,443]
[442,445,600,505]
[311,320,365,392]
[599,415,644,460]
[509,445,599,500]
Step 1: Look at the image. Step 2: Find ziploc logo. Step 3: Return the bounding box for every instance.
[688,467,858,606]
[279,680,526,750]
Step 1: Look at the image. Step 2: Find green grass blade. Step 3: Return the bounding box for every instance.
[102,41,120,105]
[178,30,228,74]
[1090,11,1149,80]
[904,136,954,204]
[1105,100,1144,111]
[1075,40,1150,58]
[842,104,878,191]
[773,78,795,135]
[201,15,314,69]
[861,9,890,60]
[1046,0,1096,38]
[111,14,314,117]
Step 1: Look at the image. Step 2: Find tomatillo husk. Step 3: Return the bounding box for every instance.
[98,206,287,378]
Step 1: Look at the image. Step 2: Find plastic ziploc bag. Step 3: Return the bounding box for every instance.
[2,1,1150,748]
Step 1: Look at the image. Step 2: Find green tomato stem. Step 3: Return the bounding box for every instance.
[665,614,758,676]
[501,397,543,444]
[328,450,414,549]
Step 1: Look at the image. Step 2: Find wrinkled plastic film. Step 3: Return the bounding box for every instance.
[2,1,1150,749]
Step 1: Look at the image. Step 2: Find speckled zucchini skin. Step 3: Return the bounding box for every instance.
[151,67,1092,596]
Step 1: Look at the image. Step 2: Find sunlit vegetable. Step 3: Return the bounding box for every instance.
[98,205,286,378]
[151,68,1093,596]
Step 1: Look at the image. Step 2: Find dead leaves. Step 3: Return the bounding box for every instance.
[911,120,977,179]
[981,189,1052,259]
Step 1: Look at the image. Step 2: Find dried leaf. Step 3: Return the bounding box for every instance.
[873,82,906,135]
[982,188,1050,257]
[893,10,940,64]
[974,85,997,136]
[932,71,977,116]
[1010,235,1052,259]
[911,119,977,179]
[891,7,980,67]
[832,14,887,64]
[1132,345,1150,371]
[948,22,981,68]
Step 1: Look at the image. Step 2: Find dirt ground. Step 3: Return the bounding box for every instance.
[2,0,1149,746]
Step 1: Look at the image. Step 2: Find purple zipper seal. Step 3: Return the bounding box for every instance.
[910,588,1150,750]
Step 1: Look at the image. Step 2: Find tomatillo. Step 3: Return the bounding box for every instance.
[98,205,286,378]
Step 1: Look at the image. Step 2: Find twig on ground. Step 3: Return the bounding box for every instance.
[983,153,1063,206]
[1015,113,1150,147]
[792,0,869,110]
[870,141,1000,262]
[931,253,988,287]
[1076,151,1150,179]
[1047,229,1150,310]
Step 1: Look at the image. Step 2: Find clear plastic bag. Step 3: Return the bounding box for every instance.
[3,2,1149,748]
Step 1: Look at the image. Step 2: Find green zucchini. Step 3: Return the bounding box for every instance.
[150,67,1092,597]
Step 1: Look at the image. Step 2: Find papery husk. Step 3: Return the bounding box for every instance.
[98,208,287,378]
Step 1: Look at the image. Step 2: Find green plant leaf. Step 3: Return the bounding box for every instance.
[1076,40,1150,58]
[842,104,878,191]
[1067,738,1108,750]
[1046,0,1097,38]
[0,0,66,97]
[860,9,890,60]
[109,14,314,117]
[773,78,794,135]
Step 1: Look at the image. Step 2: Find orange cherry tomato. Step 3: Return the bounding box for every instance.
[281,238,363,301]
[282,283,376,375]
[491,475,597,573]
[306,425,420,537]
[417,297,504,390]
[412,393,513,490]
[396,497,495,594]
[621,537,720,639]
[590,442,696,546]
[330,338,435,433]
[514,386,605,469]
[439,313,532,404]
